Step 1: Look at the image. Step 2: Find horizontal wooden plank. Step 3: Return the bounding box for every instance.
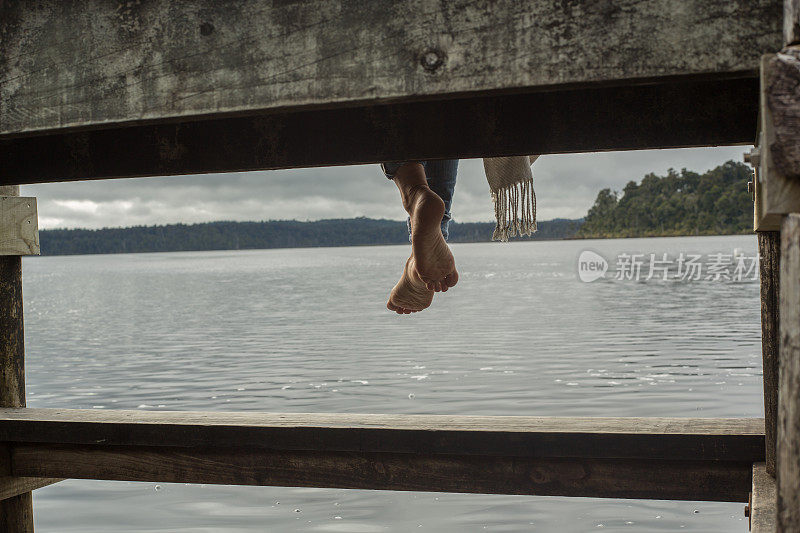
[0,442,60,502]
[0,409,765,462]
[0,198,38,256]
[10,444,753,502]
[751,463,777,532]
[0,477,61,502]
[0,77,760,185]
[0,0,781,139]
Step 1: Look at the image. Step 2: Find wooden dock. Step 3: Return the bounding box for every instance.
[1,0,799,530]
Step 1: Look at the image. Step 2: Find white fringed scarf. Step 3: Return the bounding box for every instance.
[483,155,539,241]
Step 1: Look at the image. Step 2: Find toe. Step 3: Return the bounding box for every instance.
[444,271,459,288]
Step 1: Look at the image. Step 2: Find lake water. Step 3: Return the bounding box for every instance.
[22,235,762,532]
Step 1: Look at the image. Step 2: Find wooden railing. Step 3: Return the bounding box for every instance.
[0,409,765,502]
[1,1,798,531]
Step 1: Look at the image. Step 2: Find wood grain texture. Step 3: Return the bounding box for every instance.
[0,477,60,502]
[0,0,782,138]
[787,0,800,44]
[760,231,781,477]
[766,47,800,181]
[0,408,766,462]
[0,77,760,185]
[752,463,777,533]
[755,54,800,231]
[0,225,26,411]
[0,494,33,533]
[0,198,38,256]
[0,259,25,410]
[10,443,753,502]
[0,186,33,532]
[778,214,800,531]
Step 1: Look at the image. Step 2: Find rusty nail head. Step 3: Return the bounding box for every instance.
[420,48,445,71]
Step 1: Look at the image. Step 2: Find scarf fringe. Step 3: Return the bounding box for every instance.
[491,177,537,242]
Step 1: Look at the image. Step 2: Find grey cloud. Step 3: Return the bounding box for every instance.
[24,147,751,229]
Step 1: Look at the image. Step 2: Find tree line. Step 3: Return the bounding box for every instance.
[578,160,752,238]
[39,218,582,256]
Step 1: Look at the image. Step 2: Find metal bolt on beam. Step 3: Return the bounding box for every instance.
[745,148,761,168]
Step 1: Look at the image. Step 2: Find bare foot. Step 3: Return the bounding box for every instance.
[387,256,434,314]
[406,186,459,292]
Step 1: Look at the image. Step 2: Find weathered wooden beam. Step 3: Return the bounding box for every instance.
[779,214,800,531]
[0,409,766,462]
[10,443,753,503]
[0,192,26,409]
[0,444,61,501]
[0,77,760,185]
[0,198,39,256]
[766,47,800,181]
[0,186,33,533]
[0,478,61,503]
[751,463,777,532]
[0,410,761,502]
[759,231,781,477]
[753,52,800,231]
[787,0,800,44]
[0,0,781,138]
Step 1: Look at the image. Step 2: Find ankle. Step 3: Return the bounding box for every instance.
[400,183,433,214]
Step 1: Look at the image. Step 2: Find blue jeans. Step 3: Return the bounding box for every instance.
[381,160,459,240]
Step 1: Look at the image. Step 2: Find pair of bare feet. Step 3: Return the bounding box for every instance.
[386,164,459,314]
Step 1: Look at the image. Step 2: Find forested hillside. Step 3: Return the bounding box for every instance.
[38,218,582,256]
[578,161,752,238]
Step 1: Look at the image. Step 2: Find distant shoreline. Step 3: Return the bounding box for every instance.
[35,217,582,256]
[35,217,755,257]
[573,230,752,240]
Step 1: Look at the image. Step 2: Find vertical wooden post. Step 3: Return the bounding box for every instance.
[0,184,34,533]
[786,0,800,45]
[779,214,800,531]
[759,231,781,477]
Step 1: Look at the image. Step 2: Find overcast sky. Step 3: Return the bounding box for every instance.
[23,146,750,230]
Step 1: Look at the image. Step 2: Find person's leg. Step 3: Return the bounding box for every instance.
[381,162,459,314]
[382,160,424,243]
[423,159,459,240]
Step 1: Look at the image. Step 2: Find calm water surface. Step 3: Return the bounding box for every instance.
[23,235,761,532]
